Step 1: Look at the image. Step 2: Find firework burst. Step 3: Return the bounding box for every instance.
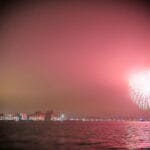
[128,71,150,109]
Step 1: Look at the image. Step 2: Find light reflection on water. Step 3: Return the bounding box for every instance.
[0,121,150,149]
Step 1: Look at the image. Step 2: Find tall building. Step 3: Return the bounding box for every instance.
[28,111,45,121]
[45,110,54,121]
[0,113,4,120]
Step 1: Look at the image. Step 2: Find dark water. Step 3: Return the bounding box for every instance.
[0,121,150,150]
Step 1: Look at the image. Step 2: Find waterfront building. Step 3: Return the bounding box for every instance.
[45,110,54,121]
[28,111,45,121]
[3,113,15,120]
[0,113,4,120]
[19,113,28,120]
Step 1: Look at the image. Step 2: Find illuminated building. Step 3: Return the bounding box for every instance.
[3,113,15,120]
[19,113,28,120]
[28,111,45,121]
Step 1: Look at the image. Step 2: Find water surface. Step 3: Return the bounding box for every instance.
[0,121,150,149]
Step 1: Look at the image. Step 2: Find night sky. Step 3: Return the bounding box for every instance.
[0,0,150,116]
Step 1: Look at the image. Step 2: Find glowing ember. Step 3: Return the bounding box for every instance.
[128,71,150,109]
